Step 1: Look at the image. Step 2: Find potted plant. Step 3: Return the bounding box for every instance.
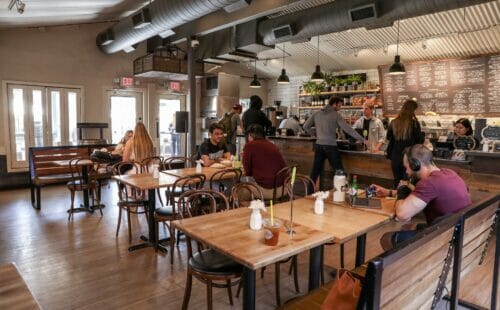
[333,77,344,91]
[349,74,364,90]
[323,72,334,92]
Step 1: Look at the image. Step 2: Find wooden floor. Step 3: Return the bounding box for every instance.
[0,184,497,309]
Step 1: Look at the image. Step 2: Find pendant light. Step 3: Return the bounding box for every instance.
[310,36,324,83]
[389,19,406,75]
[277,43,290,84]
[249,60,261,88]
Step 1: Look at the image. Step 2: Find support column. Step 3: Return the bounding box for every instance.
[187,36,197,157]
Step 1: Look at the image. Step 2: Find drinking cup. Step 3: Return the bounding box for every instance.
[262,218,282,246]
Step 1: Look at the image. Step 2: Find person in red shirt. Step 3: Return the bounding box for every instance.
[372,144,471,250]
[242,124,286,199]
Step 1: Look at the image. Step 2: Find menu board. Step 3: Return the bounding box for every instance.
[379,54,500,115]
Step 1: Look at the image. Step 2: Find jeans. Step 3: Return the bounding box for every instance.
[309,144,344,191]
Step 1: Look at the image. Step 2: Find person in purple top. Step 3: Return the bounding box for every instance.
[372,144,471,250]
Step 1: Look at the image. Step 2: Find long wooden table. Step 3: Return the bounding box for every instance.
[172,207,332,310]
[162,166,230,180]
[0,263,41,309]
[112,172,180,252]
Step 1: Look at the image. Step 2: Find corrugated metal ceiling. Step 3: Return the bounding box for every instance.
[254,1,500,78]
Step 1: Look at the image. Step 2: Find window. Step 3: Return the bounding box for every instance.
[5,83,82,171]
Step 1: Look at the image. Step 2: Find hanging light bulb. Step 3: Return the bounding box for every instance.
[310,36,324,83]
[277,43,290,84]
[389,19,406,75]
[249,59,261,88]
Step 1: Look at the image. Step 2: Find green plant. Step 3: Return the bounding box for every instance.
[323,72,335,86]
[303,81,325,96]
[348,74,364,85]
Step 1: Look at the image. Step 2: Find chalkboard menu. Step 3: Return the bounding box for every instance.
[379,54,500,115]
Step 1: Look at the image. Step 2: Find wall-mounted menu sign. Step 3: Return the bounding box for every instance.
[379,54,500,115]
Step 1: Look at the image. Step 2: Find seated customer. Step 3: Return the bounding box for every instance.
[199,123,230,167]
[242,124,286,199]
[112,130,133,155]
[372,144,471,250]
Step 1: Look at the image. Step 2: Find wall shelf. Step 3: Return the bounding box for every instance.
[299,88,380,97]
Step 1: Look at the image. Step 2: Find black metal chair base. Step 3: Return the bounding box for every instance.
[128,235,170,253]
[67,203,105,214]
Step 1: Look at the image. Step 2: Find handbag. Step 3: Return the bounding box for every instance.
[321,269,362,310]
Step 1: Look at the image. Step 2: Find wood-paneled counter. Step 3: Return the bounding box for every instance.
[269,136,498,192]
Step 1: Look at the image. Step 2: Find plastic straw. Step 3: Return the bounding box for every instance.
[270,200,274,226]
[291,166,297,185]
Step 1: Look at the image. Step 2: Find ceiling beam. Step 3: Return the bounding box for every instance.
[168,0,313,44]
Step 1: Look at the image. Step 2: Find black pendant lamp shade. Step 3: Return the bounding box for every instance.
[310,36,324,82]
[389,19,406,75]
[277,43,290,84]
[249,60,261,88]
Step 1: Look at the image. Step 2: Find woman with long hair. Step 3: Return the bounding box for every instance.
[386,99,424,187]
[123,122,154,163]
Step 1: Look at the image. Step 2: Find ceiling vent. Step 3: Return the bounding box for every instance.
[272,24,295,40]
[224,0,252,13]
[132,8,152,29]
[133,54,204,80]
[348,3,378,22]
[98,29,115,46]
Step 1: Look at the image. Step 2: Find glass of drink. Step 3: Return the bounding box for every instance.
[262,218,282,246]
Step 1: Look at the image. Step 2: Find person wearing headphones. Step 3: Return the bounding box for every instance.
[371,144,471,250]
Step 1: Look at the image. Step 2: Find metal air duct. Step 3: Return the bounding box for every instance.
[257,0,496,45]
[96,0,245,54]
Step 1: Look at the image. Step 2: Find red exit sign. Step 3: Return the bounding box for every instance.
[120,77,134,87]
[169,81,181,91]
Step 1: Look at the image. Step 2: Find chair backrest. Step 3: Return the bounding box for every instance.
[140,156,164,172]
[272,165,297,202]
[112,161,143,201]
[68,157,95,183]
[164,156,190,169]
[231,182,264,209]
[360,212,461,309]
[178,189,230,257]
[209,168,242,197]
[284,173,316,199]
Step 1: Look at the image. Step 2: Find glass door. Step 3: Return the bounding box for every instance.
[47,88,82,146]
[107,90,143,144]
[158,95,183,157]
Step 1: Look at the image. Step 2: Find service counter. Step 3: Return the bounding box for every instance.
[268,136,499,192]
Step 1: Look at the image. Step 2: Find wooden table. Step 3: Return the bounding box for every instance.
[113,172,180,252]
[53,159,103,213]
[162,166,229,180]
[0,263,41,309]
[172,207,332,310]
[305,192,396,217]
[274,198,392,267]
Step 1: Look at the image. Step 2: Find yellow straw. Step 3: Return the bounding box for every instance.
[291,167,297,185]
[270,200,274,226]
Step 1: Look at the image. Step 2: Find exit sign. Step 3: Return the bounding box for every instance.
[120,77,134,87]
[169,81,181,91]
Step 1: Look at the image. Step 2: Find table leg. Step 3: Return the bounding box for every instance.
[355,234,367,267]
[242,267,256,310]
[128,189,160,252]
[308,245,322,291]
[82,165,90,209]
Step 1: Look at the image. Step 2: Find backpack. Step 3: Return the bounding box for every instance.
[218,112,235,143]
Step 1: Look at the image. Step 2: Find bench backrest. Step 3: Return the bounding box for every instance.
[361,213,461,309]
[29,147,89,179]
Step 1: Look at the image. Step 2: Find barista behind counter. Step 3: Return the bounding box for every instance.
[352,102,386,153]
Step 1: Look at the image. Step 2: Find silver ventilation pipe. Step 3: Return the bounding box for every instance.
[257,0,495,45]
[96,0,244,54]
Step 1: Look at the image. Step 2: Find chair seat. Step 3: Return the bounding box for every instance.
[155,205,174,217]
[189,249,243,276]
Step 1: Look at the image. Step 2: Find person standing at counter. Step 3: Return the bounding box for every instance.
[242,95,272,133]
[303,96,364,190]
[353,103,386,152]
[242,124,286,199]
[386,99,424,188]
[453,118,473,137]
[279,115,301,135]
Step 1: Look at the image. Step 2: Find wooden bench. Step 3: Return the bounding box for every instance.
[284,192,500,309]
[29,145,115,209]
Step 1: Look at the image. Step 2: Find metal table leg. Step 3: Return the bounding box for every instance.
[242,267,256,310]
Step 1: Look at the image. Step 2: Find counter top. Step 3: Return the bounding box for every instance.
[267,135,317,141]
[465,150,500,158]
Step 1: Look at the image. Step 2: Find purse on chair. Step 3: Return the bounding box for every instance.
[321,269,362,310]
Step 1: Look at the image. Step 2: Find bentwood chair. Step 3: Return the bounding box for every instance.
[112,161,149,243]
[271,165,297,204]
[155,173,205,264]
[230,182,264,209]
[209,168,242,198]
[164,156,191,170]
[67,157,102,221]
[180,189,242,310]
[141,156,165,206]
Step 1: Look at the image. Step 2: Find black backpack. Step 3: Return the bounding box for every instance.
[218,112,235,143]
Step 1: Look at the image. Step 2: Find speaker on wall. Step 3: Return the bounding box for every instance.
[175,111,189,133]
